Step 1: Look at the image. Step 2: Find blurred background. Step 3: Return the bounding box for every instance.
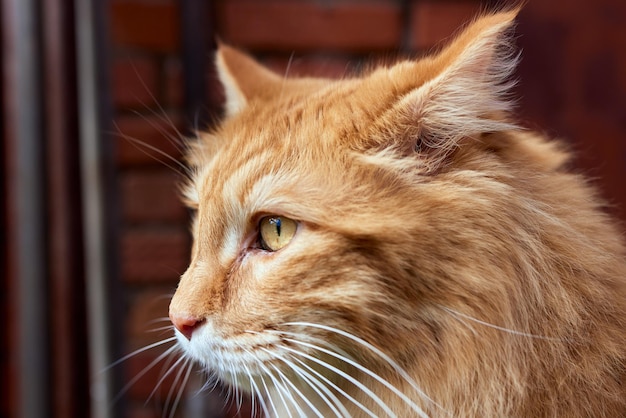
[2,0,625,417]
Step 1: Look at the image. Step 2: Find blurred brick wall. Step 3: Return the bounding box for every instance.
[108,1,626,417]
[515,2,626,224]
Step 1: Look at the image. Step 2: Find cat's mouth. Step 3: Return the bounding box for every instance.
[174,321,290,381]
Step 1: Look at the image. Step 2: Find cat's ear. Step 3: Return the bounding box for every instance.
[215,44,282,117]
[373,10,519,167]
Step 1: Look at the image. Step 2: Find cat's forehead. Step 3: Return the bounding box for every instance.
[218,78,388,157]
[192,124,318,217]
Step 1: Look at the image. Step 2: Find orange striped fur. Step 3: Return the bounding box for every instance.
[169,10,626,417]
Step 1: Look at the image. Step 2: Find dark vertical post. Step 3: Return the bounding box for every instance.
[75,0,120,417]
[0,3,9,418]
[41,0,91,416]
[180,0,216,131]
[2,0,49,417]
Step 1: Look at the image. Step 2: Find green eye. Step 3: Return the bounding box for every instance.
[259,216,297,251]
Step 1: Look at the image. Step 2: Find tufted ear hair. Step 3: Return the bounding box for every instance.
[368,10,520,169]
[215,43,283,117]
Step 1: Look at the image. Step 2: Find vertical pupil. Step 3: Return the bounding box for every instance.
[270,217,282,236]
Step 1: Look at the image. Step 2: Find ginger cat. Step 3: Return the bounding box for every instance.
[168,10,626,417]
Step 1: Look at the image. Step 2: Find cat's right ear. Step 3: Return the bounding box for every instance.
[216,44,282,117]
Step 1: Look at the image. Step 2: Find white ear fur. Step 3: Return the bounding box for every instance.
[406,16,519,155]
[215,50,248,117]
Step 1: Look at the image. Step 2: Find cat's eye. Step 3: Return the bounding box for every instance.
[258,216,297,251]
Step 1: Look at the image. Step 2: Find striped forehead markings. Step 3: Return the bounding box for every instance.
[214,147,287,264]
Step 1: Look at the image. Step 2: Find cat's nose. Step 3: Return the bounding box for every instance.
[170,312,202,340]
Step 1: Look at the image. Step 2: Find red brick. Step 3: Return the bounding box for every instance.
[164,57,184,108]
[121,170,188,224]
[121,227,190,283]
[114,113,186,167]
[110,0,180,53]
[409,1,479,50]
[112,57,161,109]
[215,0,402,52]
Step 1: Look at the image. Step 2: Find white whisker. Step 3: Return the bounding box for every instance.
[127,61,186,147]
[163,355,188,418]
[441,306,560,340]
[230,360,244,415]
[243,360,270,418]
[148,315,174,322]
[147,325,176,334]
[145,316,174,326]
[281,336,428,417]
[103,336,178,373]
[289,354,373,418]
[112,344,179,405]
[112,122,191,176]
[276,343,397,417]
[269,362,314,418]
[222,361,234,408]
[130,108,185,154]
[146,353,187,405]
[278,352,350,418]
[168,359,193,418]
[258,359,295,418]
[258,368,280,418]
[196,370,220,395]
[264,329,354,362]
[283,322,441,414]
[278,51,296,103]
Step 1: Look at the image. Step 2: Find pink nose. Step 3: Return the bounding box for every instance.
[170,313,202,340]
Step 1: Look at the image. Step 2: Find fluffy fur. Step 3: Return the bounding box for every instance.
[169,10,626,417]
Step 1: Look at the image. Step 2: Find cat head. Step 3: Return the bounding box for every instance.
[169,7,549,406]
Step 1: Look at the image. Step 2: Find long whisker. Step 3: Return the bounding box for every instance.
[242,363,257,417]
[254,358,290,418]
[163,356,188,418]
[269,362,315,418]
[196,369,220,395]
[258,368,280,418]
[146,316,175,325]
[221,362,233,409]
[283,322,440,412]
[112,124,191,177]
[230,359,244,415]
[147,325,176,334]
[112,344,180,405]
[248,329,359,417]
[127,61,187,145]
[146,353,187,405]
[280,335,427,418]
[440,307,561,340]
[264,364,295,418]
[103,336,178,372]
[275,344,397,417]
[277,352,349,418]
[289,354,372,418]
[242,361,270,418]
[129,108,186,154]
[267,329,354,361]
[168,359,193,418]
[278,51,296,103]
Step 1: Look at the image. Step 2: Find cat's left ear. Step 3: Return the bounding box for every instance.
[372,10,520,166]
[216,44,282,117]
